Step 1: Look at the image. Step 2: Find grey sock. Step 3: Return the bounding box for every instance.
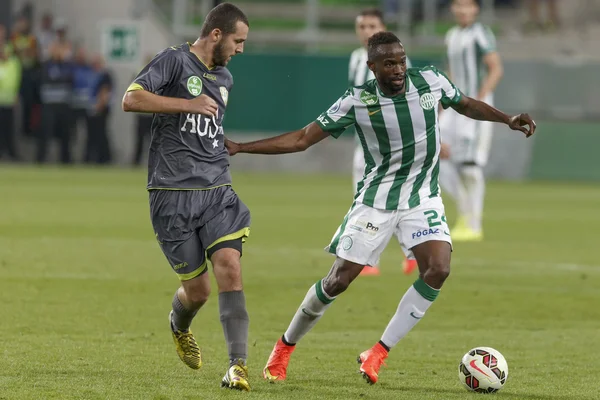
[171,292,198,332]
[219,291,249,363]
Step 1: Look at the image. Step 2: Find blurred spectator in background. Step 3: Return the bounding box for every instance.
[11,14,38,137]
[526,0,560,31]
[0,24,21,161]
[37,45,73,164]
[49,19,73,61]
[0,23,14,55]
[71,47,91,144]
[37,13,55,62]
[131,54,154,166]
[85,54,113,164]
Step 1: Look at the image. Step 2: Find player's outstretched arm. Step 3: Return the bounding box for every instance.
[122,90,218,116]
[450,96,536,138]
[226,122,329,156]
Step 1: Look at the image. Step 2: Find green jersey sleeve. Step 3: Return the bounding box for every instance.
[315,89,356,138]
[436,68,462,109]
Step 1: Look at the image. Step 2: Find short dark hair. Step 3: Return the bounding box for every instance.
[367,31,402,60]
[359,8,385,25]
[200,3,249,38]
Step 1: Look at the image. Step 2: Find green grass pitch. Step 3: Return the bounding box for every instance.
[0,167,598,399]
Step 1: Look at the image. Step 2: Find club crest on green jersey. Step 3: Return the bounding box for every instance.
[360,90,379,106]
[187,76,203,96]
[419,93,436,110]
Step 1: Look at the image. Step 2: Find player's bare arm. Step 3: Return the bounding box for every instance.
[477,51,503,100]
[122,89,218,116]
[226,122,329,156]
[450,96,536,137]
[122,90,218,116]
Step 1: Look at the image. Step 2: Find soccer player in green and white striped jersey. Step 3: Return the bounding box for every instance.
[226,32,535,385]
[349,8,416,276]
[438,0,504,241]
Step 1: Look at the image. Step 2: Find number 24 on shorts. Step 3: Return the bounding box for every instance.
[424,210,447,227]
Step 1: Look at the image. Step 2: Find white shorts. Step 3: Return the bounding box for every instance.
[352,143,413,263]
[439,109,493,166]
[326,197,452,267]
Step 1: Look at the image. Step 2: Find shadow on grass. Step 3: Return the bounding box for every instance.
[392,384,586,400]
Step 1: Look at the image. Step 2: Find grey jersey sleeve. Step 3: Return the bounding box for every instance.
[129,50,183,94]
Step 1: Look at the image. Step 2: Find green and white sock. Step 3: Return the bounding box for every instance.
[283,280,335,344]
[380,278,439,348]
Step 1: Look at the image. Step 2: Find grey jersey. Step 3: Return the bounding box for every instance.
[130,43,233,190]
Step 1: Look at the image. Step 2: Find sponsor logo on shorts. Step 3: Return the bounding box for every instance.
[412,228,440,239]
[340,235,353,250]
[173,262,189,271]
[349,220,379,236]
[365,222,379,232]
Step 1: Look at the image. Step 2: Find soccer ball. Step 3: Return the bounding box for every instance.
[458,347,508,393]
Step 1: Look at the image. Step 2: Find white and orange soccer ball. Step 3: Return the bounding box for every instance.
[458,347,509,393]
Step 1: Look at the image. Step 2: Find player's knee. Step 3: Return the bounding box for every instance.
[215,257,241,278]
[187,290,210,308]
[424,258,451,287]
[183,283,211,308]
[322,272,352,297]
[212,251,243,291]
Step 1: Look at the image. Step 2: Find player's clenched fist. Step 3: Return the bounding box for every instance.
[187,94,218,116]
[508,113,536,138]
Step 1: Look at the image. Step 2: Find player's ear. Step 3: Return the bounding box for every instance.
[211,28,222,42]
[367,61,375,73]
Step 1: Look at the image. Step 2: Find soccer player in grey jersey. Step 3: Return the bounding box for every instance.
[226,32,535,385]
[122,3,252,391]
[439,0,504,241]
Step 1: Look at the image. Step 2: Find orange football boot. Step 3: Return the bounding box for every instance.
[357,342,388,384]
[263,337,295,382]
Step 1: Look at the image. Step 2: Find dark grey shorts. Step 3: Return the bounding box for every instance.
[149,185,251,281]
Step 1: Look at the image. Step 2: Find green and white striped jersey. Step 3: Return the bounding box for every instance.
[349,47,412,87]
[445,22,496,98]
[316,66,462,211]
